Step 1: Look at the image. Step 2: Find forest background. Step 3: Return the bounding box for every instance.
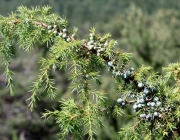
[0,0,180,140]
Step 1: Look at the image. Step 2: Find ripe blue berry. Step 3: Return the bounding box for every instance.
[151,102,156,107]
[121,102,126,106]
[48,30,52,33]
[147,102,151,106]
[152,86,158,93]
[146,114,153,121]
[140,114,146,118]
[66,37,71,42]
[104,41,108,47]
[89,33,94,37]
[53,30,58,34]
[138,82,144,88]
[130,94,135,98]
[130,67,135,72]
[100,48,105,51]
[153,112,159,117]
[63,28,67,32]
[58,32,63,37]
[139,99,145,104]
[90,36,93,40]
[88,45,94,50]
[144,88,150,95]
[47,25,52,29]
[53,25,57,28]
[137,104,142,108]
[108,61,113,67]
[97,52,100,56]
[117,98,123,103]
[88,40,94,45]
[125,70,131,77]
[133,104,138,110]
[156,101,162,107]
[62,33,67,38]
[153,97,159,102]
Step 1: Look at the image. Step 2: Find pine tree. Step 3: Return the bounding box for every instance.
[0,6,180,140]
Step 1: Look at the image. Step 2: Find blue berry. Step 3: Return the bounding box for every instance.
[58,32,63,37]
[152,86,158,93]
[147,102,151,106]
[89,33,94,37]
[137,104,142,108]
[144,88,150,95]
[138,82,144,88]
[117,98,123,103]
[146,114,153,121]
[88,40,94,45]
[123,71,131,80]
[47,25,52,29]
[48,30,52,33]
[160,107,165,112]
[108,61,113,67]
[88,45,94,50]
[153,97,159,102]
[66,38,71,42]
[139,99,145,104]
[62,33,67,38]
[140,114,146,118]
[133,104,138,110]
[130,94,135,98]
[63,28,67,32]
[153,112,159,117]
[53,30,58,34]
[151,102,156,107]
[156,101,162,107]
[90,36,94,40]
[125,70,131,77]
[53,25,57,28]
[121,102,126,106]
[104,42,108,47]
[130,67,135,72]
[100,48,105,51]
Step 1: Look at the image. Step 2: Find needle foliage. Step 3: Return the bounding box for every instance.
[0,6,180,140]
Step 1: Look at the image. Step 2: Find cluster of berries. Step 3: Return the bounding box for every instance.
[113,65,170,122]
[87,33,108,56]
[117,98,126,107]
[47,25,71,42]
[132,85,162,121]
[107,62,135,83]
[117,80,165,121]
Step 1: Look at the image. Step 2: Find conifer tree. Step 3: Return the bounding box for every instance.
[0,6,180,140]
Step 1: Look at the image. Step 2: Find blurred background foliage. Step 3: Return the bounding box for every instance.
[0,0,180,140]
